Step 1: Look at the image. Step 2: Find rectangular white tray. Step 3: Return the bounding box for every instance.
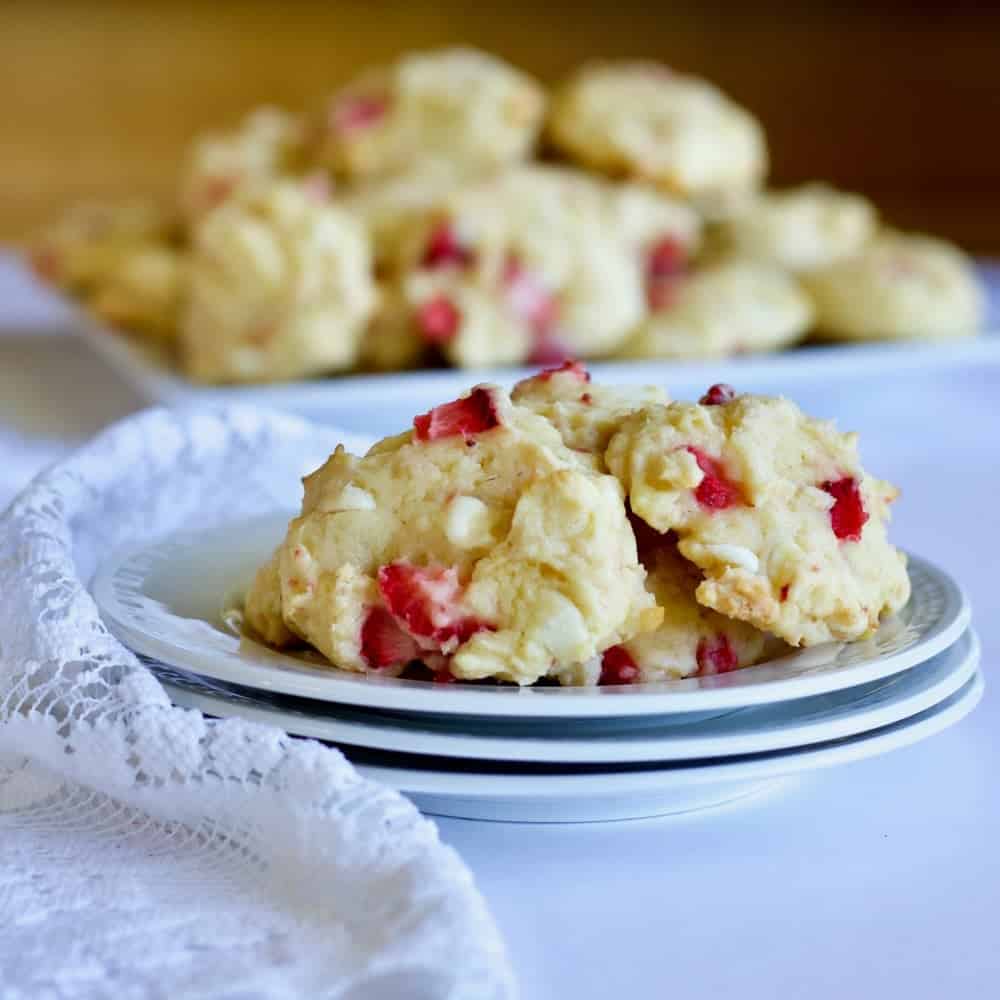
[67,262,1000,437]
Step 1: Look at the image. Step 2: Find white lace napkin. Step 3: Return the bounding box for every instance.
[0,405,515,1000]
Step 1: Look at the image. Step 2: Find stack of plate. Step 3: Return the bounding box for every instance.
[92,517,980,823]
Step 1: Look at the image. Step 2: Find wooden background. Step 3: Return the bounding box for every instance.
[4,0,1000,252]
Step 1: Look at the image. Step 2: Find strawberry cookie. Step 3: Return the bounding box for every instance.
[178,107,306,225]
[511,360,668,465]
[181,181,376,382]
[617,261,812,360]
[804,231,984,341]
[245,385,661,685]
[715,184,877,273]
[385,166,700,367]
[312,48,545,182]
[558,535,786,686]
[547,62,767,215]
[605,387,910,646]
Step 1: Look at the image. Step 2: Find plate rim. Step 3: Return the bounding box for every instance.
[160,628,979,764]
[93,532,972,718]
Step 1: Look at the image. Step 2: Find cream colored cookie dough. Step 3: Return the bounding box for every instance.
[389,166,699,366]
[804,231,984,341]
[715,184,877,272]
[313,48,545,181]
[511,361,668,465]
[28,200,176,294]
[88,244,185,342]
[606,392,910,646]
[617,261,812,360]
[245,385,661,685]
[548,62,767,212]
[178,107,305,224]
[575,541,786,685]
[181,181,376,383]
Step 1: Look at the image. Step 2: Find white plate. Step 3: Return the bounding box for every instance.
[348,673,984,822]
[70,264,1000,432]
[160,628,979,764]
[92,512,971,718]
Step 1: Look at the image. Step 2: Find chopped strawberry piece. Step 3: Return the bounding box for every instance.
[360,607,421,669]
[599,645,641,685]
[377,561,493,646]
[502,256,558,333]
[779,584,790,602]
[686,447,742,510]
[647,236,687,278]
[416,295,461,344]
[433,667,457,685]
[413,387,502,442]
[580,392,593,405]
[645,236,688,311]
[526,334,574,367]
[420,221,475,270]
[696,634,739,676]
[699,383,736,406]
[538,359,590,383]
[821,476,869,542]
[332,94,390,132]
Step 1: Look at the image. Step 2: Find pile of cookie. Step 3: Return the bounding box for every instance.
[245,367,911,685]
[29,48,985,383]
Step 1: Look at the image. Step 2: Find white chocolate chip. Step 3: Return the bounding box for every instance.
[532,592,590,661]
[444,495,494,549]
[702,543,760,573]
[333,484,376,511]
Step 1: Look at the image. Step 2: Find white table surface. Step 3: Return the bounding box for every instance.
[2,257,998,999]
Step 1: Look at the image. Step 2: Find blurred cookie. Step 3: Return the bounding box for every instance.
[548,61,767,214]
[312,48,545,181]
[181,181,376,382]
[804,231,984,341]
[617,260,812,359]
[714,183,876,272]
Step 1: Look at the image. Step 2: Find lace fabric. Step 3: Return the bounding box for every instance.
[0,406,514,1000]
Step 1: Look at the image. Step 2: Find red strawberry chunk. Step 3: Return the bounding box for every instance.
[526,333,575,367]
[333,94,390,133]
[502,256,559,334]
[699,383,736,406]
[416,295,461,344]
[360,607,421,669]
[599,645,641,685]
[538,359,590,383]
[695,634,739,676]
[686,447,743,510]
[420,221,475,270]
[413,387,502,442]
[645,236,688,311]
[821,476,869,542]
[377,561,493,647]
[779,583,790,602]
[433,667,457,685]
[647,236,687,278]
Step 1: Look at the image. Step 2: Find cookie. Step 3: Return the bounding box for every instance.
[804,231,984,341]
[88,244,185,342]
[605,389,910,646]
[28,199,175,294]
[617,261,812,360]
[386,166,700,367]
[181,181,376,382]
[245,385,661,686]
[547,61,767,213]
[511,360,668,465]
[312,48,545,181]
[557,535,786,685]
[714,183,877,272]
[177,107,305,224]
